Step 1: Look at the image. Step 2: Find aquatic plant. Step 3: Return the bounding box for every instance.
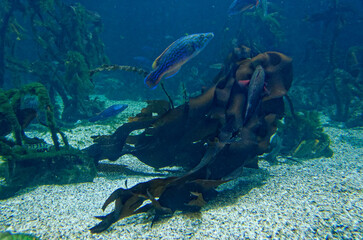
[86,50,293,232]
[0,145,96,199]
[238,3,285,51]
[62,51,97,121]
[0,231,39,240]
[0,82,97,199]
[323,68,361,121]
[0,90,22,145]
[0,0,108,122]
[0,82,67,149]
[271,110,334,160]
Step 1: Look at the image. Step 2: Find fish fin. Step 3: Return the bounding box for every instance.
[238,80,250,88]
[264,86,270,95]
[241,4,255,12]
[152,59,159,70]
[164,66,181,79]
[152,40,177,69]
[144,69,164,89]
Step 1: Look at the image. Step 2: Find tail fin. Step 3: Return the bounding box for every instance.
[144,69,162,89]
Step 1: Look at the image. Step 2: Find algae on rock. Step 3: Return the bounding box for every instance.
[269,111,334,161]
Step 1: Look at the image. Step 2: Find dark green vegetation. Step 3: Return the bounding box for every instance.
[0,0,108,122]
[0,83,96,199]
[263,110,334,164]
[280,111,333,159]
[291,1,363,125]
[0,231,39,240]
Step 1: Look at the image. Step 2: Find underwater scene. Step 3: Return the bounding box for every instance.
[0,0,362,239]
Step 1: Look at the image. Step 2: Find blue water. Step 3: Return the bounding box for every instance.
[66,0,363,64]
[44,0,363,97]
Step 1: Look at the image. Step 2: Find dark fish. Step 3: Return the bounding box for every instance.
[144,32,214,89]
[89,104,128,122]
[243,65,266,125]
[228,0,260,16]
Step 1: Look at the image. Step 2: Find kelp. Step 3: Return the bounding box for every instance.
[86,50,293,233]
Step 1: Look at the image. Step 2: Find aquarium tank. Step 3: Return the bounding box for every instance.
[0,0,362,239]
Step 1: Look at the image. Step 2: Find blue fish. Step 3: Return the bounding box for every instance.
[89,104,128,122]
[228,0,260,16]
[144,32,214,89]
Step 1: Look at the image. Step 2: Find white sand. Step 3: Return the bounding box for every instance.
[1,101,362,239]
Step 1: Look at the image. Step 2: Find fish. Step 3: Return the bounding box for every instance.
[89,104,128,122]
[144,32,214,89]
[261,0,268,16]
[209,63,224,70]
[243,65,266,125]
[24,142,54,152]
[228,0,260,16]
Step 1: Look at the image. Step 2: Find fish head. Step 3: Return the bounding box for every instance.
[191,32,214,51]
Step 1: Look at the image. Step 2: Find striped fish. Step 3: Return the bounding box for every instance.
[144,32,214,89]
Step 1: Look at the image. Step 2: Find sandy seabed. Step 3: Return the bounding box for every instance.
[0,100,362,239]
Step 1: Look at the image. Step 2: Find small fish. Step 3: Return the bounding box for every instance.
[209,63,224,70]
[89,104,128,122]
[228,0,260,16]
[24,142,54,152]
[144,32,214,89]
[261,0,268,17]
[164,35,174,40]
[243,65,266,125]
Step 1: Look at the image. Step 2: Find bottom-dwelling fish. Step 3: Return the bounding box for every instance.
[144,32,214,89]
[228,0,260,16]
[89,104,128,122]
[242,65,266,125]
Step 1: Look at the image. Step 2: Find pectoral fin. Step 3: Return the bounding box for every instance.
[164,66,181,79]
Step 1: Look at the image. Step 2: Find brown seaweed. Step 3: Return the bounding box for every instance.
[87,50,293,233]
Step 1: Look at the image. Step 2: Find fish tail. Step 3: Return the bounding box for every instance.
[144,69,163,89]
